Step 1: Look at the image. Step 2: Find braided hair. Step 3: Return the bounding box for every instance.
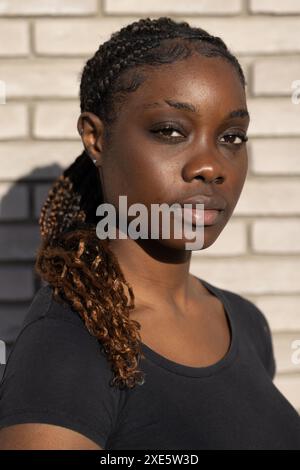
[35,16,246,390]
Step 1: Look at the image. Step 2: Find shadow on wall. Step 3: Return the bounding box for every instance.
[0,164,64,381]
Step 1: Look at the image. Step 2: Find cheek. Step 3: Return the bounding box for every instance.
[102,146,174,207]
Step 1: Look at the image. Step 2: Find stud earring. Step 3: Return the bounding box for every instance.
[92,159,97,165]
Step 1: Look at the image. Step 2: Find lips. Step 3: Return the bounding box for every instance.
[174,194,226,226]
[176,194,226,211]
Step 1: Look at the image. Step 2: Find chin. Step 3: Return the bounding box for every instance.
[156,225,224,252]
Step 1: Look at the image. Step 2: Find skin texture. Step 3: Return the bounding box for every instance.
[0,423,102,450]
[0,53,249,450]
[78,53,249,316]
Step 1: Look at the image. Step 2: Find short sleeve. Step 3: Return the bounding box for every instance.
[247,301,277,380]
[0,316,121,449]
[259,311,277,380]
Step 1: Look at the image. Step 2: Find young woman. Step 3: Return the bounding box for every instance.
[0,17,299,450]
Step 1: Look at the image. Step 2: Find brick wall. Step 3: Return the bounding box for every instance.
[0,0,299,413]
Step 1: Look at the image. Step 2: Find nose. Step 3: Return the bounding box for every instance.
[182,150,226,185]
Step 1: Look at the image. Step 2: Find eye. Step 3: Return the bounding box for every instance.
[220,133,248,146]
[150,124,184,141]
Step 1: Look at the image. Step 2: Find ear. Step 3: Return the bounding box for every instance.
[77,112,105,168]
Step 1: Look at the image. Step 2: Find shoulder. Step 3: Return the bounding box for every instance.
[217,284,273,338]
[21,283,88,331]
[5,284,116,387]
[203,279,276,379]
[0,284,123,448]
[10,284,109,377]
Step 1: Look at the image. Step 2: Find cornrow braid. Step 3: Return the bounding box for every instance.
[79,16,245,130]
[35,16,247,390]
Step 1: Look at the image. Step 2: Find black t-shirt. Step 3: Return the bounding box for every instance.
[0,278,299,450]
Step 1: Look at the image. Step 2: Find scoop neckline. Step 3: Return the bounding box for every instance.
[140,276,238,378]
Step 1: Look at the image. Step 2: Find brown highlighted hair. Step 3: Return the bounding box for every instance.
[35,16,246,390]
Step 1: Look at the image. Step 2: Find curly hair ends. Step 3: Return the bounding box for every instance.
[35,16,246,390]
[35,223,145,390]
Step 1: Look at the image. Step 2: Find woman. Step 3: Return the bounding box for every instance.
[0,17,299,450]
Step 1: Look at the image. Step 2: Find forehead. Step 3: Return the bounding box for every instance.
[120,54,246,119]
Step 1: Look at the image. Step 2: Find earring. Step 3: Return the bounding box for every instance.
[92,159,97,165]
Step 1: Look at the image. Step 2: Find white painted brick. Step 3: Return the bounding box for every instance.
[0,60,85,98]
[34,102,79,139]
[0,224,40,260]
[0,20,29,56]
[191,220,247,256]
[0,0,98,15]
[0,183,29,219]
[234,55,251,88]
[0,104,28,139]
[235,179,300,215]
[247,98,300,136]
[252,219,300,254]
[105,0,242,15]
[250,0,300,14]
[273,333,300,374]
[34,18,131,55]
[185,17,300,54]
[253,58,300,96]
[253,296,300,332]
[34,183,53,219]
[0,267,34,300]
[190,258,300,294]
[274,374,300,412]
[33,17,300,56]
[34,17,300,56]
[0,142,82,180]
[250,139,300,175]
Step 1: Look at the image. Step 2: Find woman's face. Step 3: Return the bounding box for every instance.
[82,53,249,251]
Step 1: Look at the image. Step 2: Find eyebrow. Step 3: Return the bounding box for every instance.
[141,99,250,121]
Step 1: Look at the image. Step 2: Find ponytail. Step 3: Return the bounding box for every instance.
[35,150,146,390]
